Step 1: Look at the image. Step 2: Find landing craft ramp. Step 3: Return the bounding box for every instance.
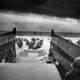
[0,59,61,80]
[1,29,80,80]
[0,28,80,80]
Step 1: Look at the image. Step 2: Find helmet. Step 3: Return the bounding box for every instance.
[71,57,80,71]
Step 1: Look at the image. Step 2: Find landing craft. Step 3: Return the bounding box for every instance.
[0,13,80,80]
[0,28,62,80]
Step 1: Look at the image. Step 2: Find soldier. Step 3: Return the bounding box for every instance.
[64,57,80,80]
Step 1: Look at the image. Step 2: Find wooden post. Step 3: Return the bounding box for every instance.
[13,27,16,35]
[51,29,54,37]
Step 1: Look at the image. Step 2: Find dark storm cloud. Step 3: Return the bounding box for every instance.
[0,0,80,18]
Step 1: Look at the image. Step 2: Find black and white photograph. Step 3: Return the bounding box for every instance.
[0,0,80,80]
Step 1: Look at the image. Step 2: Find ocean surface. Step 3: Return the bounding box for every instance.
[0,31,80,44]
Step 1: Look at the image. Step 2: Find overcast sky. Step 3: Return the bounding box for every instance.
[0,0,80,18]
[0,12,80,32]
[0,0,80,32]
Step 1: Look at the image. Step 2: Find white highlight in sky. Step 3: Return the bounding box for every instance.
[0,12,80,32]
[0,12,78,24]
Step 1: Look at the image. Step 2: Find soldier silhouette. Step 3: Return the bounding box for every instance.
[64,57,80,80]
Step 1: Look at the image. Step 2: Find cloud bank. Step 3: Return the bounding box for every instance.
[0,12,80,32]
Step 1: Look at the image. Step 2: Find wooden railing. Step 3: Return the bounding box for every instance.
[50,30,80,77]
[0,28,16,63]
